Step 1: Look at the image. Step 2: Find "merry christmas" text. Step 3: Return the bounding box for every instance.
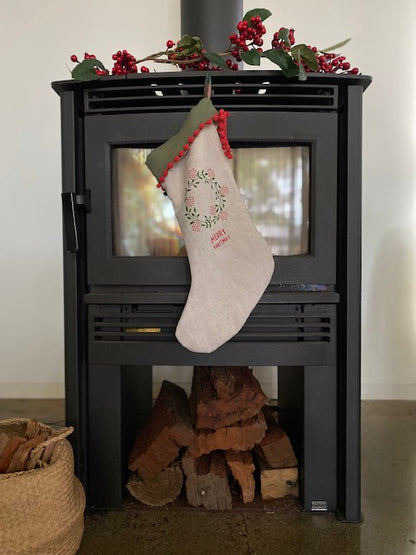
[211,228,231,249]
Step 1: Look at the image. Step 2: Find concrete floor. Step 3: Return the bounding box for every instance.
[0,399,415,554]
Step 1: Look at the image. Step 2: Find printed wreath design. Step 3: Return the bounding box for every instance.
[184,168,229,231]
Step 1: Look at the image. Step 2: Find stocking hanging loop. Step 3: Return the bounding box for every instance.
[204,73,212,99]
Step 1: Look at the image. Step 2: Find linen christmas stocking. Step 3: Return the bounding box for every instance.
[146,97,274,353]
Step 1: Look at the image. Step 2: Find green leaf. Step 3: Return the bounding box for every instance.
[262,49,299,77]
[192,36,203,49]
[293,49,307,81]
[297,62,307,81]
[321,38,351,53]
[177,34,198,48]
[204,51,228,69]
[176,35,203,58]
[71,58,106,81]
[277,27,291,47]
[241,49,261,66]
[243,8,272,22]
[301,48,319,71]
[291,44,318,71]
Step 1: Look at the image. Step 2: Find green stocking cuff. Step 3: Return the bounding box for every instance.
[146,97,231,190]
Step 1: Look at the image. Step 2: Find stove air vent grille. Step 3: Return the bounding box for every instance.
[90,303,335,344]
[84,73,338,114]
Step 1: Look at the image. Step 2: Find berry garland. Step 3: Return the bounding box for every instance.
[69,8,359,82]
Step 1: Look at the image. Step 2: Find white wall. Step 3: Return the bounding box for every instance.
[0,0,414,399]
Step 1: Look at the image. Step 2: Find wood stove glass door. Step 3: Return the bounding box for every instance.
[111,145,310,258]
[84,110,337,287]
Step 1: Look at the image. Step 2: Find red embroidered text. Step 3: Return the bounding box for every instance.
[211,228,231,249]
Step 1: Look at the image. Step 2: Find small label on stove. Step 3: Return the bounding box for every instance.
[311,500,328,511]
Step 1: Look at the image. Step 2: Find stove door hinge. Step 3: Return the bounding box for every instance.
[62,190,91,253]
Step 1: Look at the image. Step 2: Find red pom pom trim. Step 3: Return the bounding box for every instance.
[155,108,232,192]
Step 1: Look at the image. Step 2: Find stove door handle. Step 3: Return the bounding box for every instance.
[62,192,78,252]
[61,191,90,253]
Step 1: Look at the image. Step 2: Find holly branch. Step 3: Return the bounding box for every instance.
[70,8,358,82]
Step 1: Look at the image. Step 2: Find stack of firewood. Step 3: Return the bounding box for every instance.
[0,419,73,473]
[127,366,298,509]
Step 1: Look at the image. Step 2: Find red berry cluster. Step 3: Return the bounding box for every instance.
[225,59,239,71]
[175,54,211,71]
[229,15,266,61]
[111,50,137,75]
[316,52,359,74]
[271,27,295,50]
[269,27,359,75]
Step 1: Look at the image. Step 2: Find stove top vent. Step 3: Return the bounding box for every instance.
[84,73,338,115]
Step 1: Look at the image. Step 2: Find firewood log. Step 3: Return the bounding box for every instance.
[128,380,194,481]
[224,450,256,503]
[0,433,10,458]
[191,366,268,430]
[182,450,232,510]
[6,432,49,473]
[126,461,183,506]
[255,406,298,468]
[0,436,27,473]
[188,412,267,458]
[39,441,56,465]
[24,419,43,439]
[257,458,299,499]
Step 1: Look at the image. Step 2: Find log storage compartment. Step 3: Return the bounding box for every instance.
[52,70,371,522]
[124,369,301,510]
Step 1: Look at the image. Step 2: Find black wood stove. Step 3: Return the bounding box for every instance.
[52,69,371,521]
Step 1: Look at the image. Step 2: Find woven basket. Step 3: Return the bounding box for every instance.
[0,418,85,555]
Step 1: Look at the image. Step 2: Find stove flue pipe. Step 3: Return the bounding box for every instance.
[180,0,243,53]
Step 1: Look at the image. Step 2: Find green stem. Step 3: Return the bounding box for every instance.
[136,49,232,66]
[135,50,169,63]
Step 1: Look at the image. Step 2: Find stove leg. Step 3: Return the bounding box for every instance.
[87,364,153,510]
[278,365,337,514]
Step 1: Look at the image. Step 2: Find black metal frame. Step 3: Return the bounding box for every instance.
[52,71,371,522]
